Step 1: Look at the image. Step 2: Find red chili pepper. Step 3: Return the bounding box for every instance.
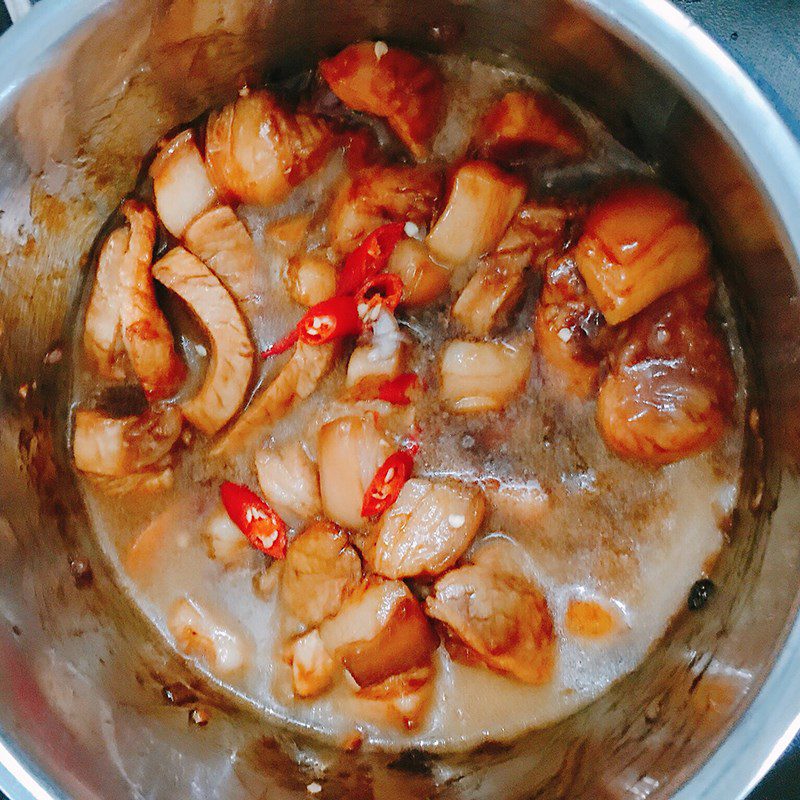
[298,295,361,345]
[220,481,288,558]
[361,449,415,518]
[356,272,405,315]
[338,222,406,295]
[262,296,361,358]
[261,328,299,359]
[377,372,419,405]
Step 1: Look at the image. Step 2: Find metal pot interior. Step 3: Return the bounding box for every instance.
[1,1,800,798]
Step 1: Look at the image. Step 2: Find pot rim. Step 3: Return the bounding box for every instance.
[1,0,800,798]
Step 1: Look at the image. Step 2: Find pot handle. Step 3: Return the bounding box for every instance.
[3,0,31,23]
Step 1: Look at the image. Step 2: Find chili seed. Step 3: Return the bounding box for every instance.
[688,579,715,611]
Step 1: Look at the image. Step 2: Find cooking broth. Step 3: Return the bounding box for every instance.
[68,53,746,750]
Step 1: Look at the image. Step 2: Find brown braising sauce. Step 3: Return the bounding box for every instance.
[68,46,745,750]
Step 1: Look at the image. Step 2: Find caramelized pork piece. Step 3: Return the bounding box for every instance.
[345,308,405,392]
[453,202,571,336]
[149,129,218,238]
[517,203,578,270]
[426,161,526,267]
[168,596,250,676]
[345,342,403,394]
[440,339,532,412]
[184,205,256,303]
[205,89,332,206]
[596,287,734,465]
[285,629,336,698]
[152,247,254,435]
[156,0,253,47]
[320,579,438,688]
[386,238,450,307]
[83,227,129,380]
[452,263,524,339]
[73,406,182,477]
[483,479,549,531]
[286,252,337,307]
[85,466,175,496]
[357,665,434,730]
[472,90,585,162]
[255,441,322,524]
[327,165,441,255]
[574,184,710,324]
[340,126,383,171]
[320,42,443,159]
[212,340,337,458]
[426,542,556,684]
[267,213,312,254]
[203,503,251,567]
[125,507,172,582]
[281,521,363,630]
[371,479,485,579]
[535,252,609,398]
[317,414,394,529]
[118,200,186,399]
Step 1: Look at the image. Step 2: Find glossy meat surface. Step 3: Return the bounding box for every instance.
[597,287,734,465]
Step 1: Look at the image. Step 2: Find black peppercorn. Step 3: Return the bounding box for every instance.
[688,578,715,611]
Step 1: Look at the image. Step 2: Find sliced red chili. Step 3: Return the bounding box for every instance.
[220,481,288,558]
[262,296,361,359]
[361,449,415,518]
[261,328,299,359]
[377,372,419,405]
[338,222,406,295]
[356,272,405,315]
[298,295,361,345]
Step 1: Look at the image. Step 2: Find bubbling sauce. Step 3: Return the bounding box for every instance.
[69,53,745,750]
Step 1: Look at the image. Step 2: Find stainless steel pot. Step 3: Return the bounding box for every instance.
[2,1,800,798]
